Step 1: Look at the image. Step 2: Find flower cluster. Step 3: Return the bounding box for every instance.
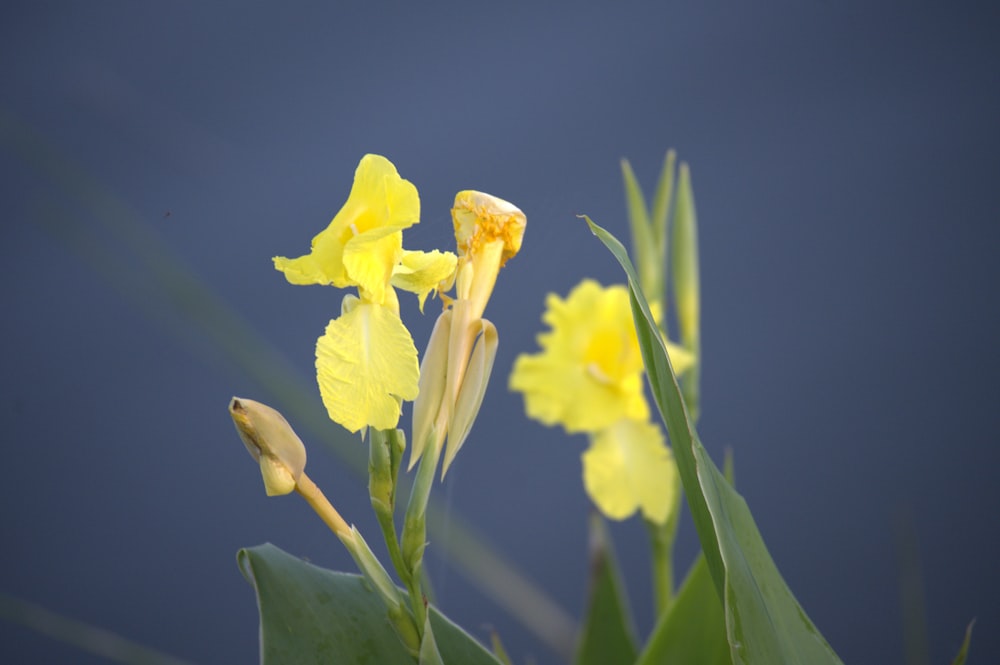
[272,155,524,472]
[509,279,693,523]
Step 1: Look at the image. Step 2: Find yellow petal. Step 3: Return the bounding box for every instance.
[582,419,678,524]
[509,353,648,432]
[391,250,458,312]
[342,226,404,304]
[664,339,696,377]
[273,154,419,289]
[508,280,649,433]
[315,301,420,432]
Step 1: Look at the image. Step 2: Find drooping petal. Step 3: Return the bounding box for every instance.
[391,250,458,312]
[315,300,420,432]
[581,419,678,524]
[273,154,419,290]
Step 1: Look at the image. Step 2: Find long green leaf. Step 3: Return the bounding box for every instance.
[238,543,503,665]
[636,555,730,665]
[949,620,974,665]
[621,159,662,306]
[575,514,638,665]
[585,217,843,665]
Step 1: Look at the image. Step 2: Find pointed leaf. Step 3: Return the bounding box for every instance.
[672,162,701,421]
[637,554,731,665]
[621,159,662,305]
[574,514,638,665]
[949,620,974,665]
[238,543,503,665]
[585,217,844,665]
[650,150,677,267]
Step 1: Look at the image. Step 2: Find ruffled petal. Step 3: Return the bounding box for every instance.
[582,419,678,524]
[315,301,420,432]
[509,352,648,432]
[391,250,458,311]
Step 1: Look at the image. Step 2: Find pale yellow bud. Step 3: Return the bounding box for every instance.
[230,397,307,496]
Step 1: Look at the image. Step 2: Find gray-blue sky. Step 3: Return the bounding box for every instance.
[1,3,998,663]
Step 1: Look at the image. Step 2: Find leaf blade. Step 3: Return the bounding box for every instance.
[584,216,844,665]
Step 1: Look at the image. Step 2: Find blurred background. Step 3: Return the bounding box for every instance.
[2,2,998,663]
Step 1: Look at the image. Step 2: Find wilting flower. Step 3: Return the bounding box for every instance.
[582,418,679,523]
[411,191,526,475]
[273,154,456,432]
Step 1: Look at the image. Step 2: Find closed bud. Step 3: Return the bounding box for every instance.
[230,397,307,496]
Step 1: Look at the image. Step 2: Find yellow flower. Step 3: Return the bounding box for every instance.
[582,418,678,523]
[509,279,693,433]
[411,191,526,475]
[273,154,420,305]
[272,154,457,433]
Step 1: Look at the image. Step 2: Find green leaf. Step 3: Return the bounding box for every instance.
[671,162,701,422]
[575,514,638,665]
[238,543,503,665]
[650,150,677,274]
[949,620,974,665]
[584,216,844,665]
[621,159,662,308]
[637,554,731,665]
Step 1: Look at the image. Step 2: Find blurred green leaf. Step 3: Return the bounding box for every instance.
[671,162,701,422]
[585,217,844,665]
[650,150,677,277]
[238,543,502,665]
[575,514,638,665]
[949,620,974,665]
[637,554,731,665]
[621,159,662,307]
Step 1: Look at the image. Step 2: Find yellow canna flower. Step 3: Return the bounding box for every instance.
[272,154,457,433]
[582,418,679,524]
[273,154,420,306]
[509,279,694,434]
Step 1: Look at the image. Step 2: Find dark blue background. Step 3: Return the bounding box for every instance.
[2,3,998,663]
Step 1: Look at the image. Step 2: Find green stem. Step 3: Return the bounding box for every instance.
[369,428,409,582]
[646,510,677,618]
[401,437,441,635]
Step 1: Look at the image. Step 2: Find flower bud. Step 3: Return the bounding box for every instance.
[230,397,307,496]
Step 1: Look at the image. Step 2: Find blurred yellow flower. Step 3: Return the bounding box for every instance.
[582,418,678,523]
[510,279,693,433]
[509,280,642,432]
[273,154,457,433]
